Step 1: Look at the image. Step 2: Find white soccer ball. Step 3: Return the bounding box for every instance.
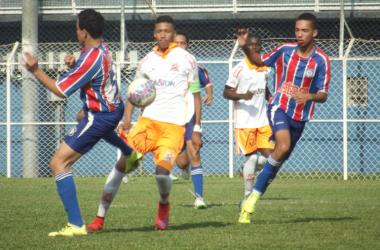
[127,78,156,107]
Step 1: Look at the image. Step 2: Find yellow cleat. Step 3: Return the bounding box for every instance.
[125,151,143,174]
[48,223,87,237]
[238,210,251,224]
[241,192,260,214]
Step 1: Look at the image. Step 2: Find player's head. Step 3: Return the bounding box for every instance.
[174,31,189,50]
[249,36,262,53]
[295,13,318,48]
[77,9,104,45]
[154,15,176,50]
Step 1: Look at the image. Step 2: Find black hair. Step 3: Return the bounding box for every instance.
[176,31,189,44]
[155,15,175,28]
[296,12,318,30]
[78,9,104,39]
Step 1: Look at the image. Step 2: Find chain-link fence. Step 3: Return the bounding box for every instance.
[1,37,379,180]
[0,0,379,180]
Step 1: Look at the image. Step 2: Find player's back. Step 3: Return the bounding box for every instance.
[139,46,198,126]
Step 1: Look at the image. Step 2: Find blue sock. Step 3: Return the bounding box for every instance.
[191,166,203,198]
[55,172,84,227]
[253,156,282,195]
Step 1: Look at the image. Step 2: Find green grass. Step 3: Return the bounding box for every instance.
[1,177,379,249]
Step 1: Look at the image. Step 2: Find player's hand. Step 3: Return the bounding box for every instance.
[64,54,76,68]
[292,92,311,104]
[242,91,254,100]
[236,28,250,48]
[120,119,133,131]
[75,109,85,123]
[22,52,38,73]
[192,132,203,150]
[203,94,213,106]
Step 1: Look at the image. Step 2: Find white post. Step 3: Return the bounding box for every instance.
[339,0,345,59]
[314,0,320,12]
[232,0,237,13]
[342,38,355,181]
[6,42,20,178]
[228,40,239,178]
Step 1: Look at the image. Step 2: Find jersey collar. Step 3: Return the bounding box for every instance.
[153,43,177,58]
[244,56,268,71]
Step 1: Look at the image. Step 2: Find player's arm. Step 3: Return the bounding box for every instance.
[122,100,135,131]
[203,85,213,106]
[236,28,265,67]
[223,86,253,101]
[22,52,65,98]
[293,57,330,104]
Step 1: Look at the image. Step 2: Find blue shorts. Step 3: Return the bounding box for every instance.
[267,104,305,158]
[181,115,196,152]
[65,104,130,155]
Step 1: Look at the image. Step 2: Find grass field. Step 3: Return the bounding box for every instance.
[1,177,379,249]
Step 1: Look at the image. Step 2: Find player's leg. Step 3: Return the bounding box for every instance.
[49,111,107,236]
[255,125,275,177]
[186,139,207,209]
[87,131,142,232]
[176,149,190,179]
[87,117,151,232]
[239,106,294,223]
[154,121,185,230]
[235,128,259,201]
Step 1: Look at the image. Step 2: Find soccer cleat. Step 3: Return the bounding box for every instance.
[86,216,105,233]
[241,192,259,214]
[155,202,170,230]
[194,197,207,209]
[125,151,143,174]
[48,223,87,237]
[238,210,251,224]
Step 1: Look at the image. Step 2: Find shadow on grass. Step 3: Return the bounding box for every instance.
[102,221,232,233]
[254,216,358,225]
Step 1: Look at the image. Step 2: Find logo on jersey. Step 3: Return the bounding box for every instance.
[305,68,316,78]
[170,63,179,72]
[68,127,77,136]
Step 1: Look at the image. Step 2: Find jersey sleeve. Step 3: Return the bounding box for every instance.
[315,56,331,93]
[185,54,201,93]
[198,66,212,88]
[225,64,242,88]
[56,48,102,97]
[261,43,287,67]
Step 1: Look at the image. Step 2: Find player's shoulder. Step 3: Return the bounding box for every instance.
[313,47,330,64]
[277,42,298,51]
[173,47,196,59]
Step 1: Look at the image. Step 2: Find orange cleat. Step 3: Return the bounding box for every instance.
[155,202,170,230]
[87,216,105,233]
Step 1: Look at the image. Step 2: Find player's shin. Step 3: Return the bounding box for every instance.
[243,154,258,197]
[97,167,126,217]
[252,155,281,195]
[155,174,172,204]
[55,172,84,227]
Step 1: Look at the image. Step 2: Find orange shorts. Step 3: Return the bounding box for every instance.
[119,117,185,171]
[234,125,274,155]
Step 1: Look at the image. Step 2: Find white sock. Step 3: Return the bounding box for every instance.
[155,175,172,204]
[97,167,126,217]
[243,154,258,197]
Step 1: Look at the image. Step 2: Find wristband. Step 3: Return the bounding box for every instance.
[193,124,202,133]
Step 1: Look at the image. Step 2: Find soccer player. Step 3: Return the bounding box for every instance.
[173,31,214,209]
[223,36,274,204]
[22,9,140,236]
[236,13,331,223]
[87,15,202,231]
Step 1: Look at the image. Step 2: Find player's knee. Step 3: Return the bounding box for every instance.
[276,142,291,157]
[156,166,170,175]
